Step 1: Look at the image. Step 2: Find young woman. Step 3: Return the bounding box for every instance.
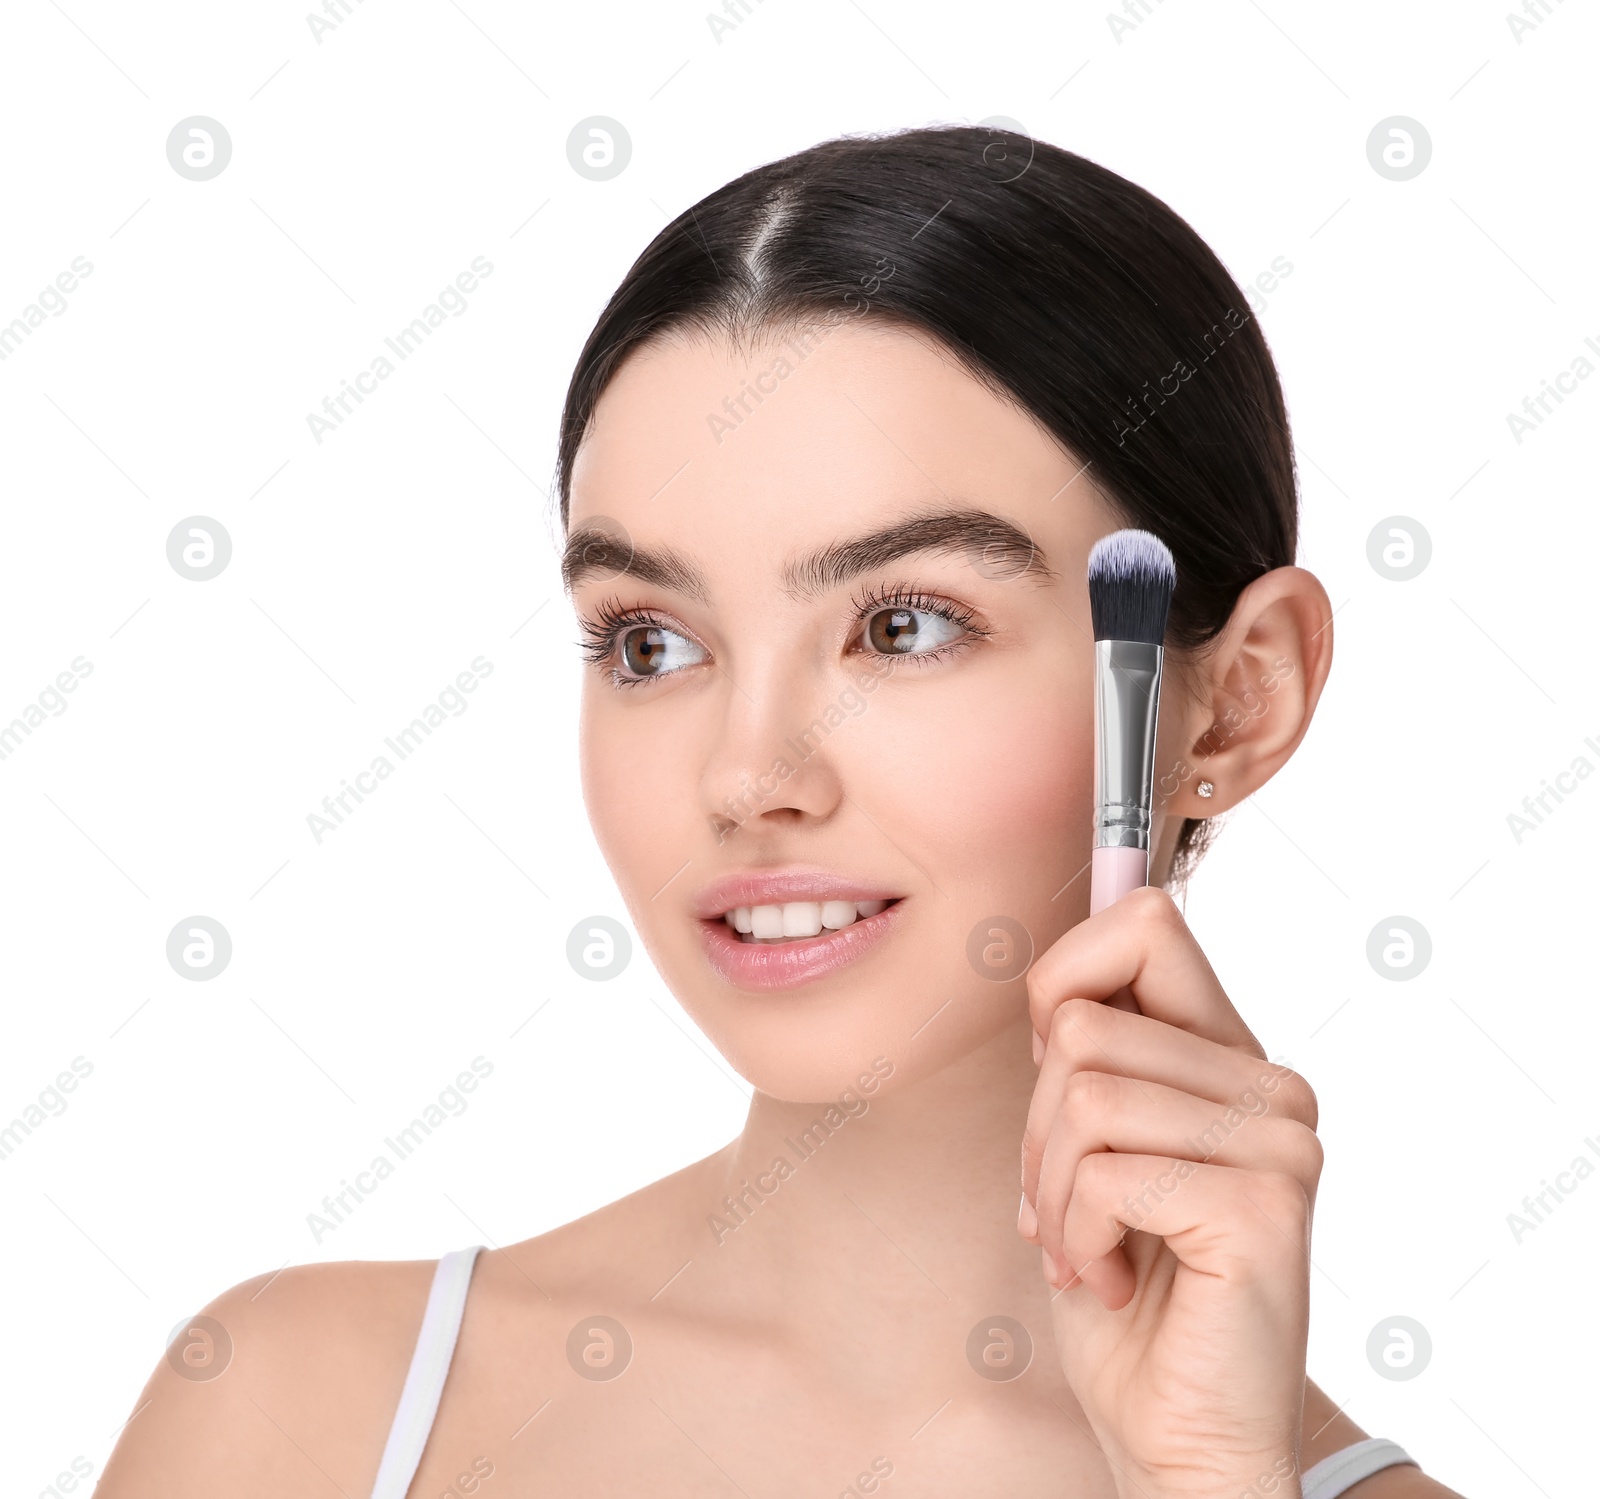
[102,126,1465,1498]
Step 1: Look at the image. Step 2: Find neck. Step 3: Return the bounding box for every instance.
[698,1015,1052,1349]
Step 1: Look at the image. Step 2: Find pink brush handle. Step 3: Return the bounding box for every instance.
[1090,845,1147,1013]
[1090,844,1148,915]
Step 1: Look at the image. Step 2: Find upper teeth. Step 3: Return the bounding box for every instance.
[724,900,889,937]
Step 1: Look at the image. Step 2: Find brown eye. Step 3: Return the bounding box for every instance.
[622,627,666,674]
[617,624,706,680]
[860,605,965,656]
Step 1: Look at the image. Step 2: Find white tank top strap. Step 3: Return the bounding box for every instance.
[364,1251,1416,1499]
[1302,1436,1418,1499]
[367,1245,484,1499]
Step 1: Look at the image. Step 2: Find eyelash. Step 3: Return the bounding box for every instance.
[576,582,990,690]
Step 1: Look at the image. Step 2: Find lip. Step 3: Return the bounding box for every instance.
[697,897,907,992]
[691,866,905,921]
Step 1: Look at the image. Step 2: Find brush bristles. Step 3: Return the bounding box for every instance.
[1087,529,1176,645]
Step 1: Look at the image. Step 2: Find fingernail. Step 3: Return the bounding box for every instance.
[1018,1193,1037,1239]
[1040,1245,1058,1285]
[1031,1030,1043,1065]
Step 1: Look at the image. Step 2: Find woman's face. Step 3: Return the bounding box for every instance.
[566,318,1184,1100]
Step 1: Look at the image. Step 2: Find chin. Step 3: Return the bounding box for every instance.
[642,908,1034,1104]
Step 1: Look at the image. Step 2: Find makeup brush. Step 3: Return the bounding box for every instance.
[1087,529,1177,1014]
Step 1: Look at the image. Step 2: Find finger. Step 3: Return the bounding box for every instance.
[1019,1000,1314,1215]
[1029,1070,1324,1272]
[1027,885,1261,1052]
[1034,983,1139,1063]
[1048,1155,1313,1314]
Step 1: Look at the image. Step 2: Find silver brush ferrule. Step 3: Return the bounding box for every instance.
[1093,638,1163,851]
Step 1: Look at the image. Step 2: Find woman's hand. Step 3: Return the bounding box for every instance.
[1018,884,1321,1499]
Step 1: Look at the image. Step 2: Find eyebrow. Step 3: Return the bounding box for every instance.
[561,507,1056,601]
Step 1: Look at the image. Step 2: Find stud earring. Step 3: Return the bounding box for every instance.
[1197,780,1215,799]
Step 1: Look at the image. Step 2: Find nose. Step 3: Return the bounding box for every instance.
[698,656,848,842]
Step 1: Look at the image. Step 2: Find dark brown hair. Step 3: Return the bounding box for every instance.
[554,124,1299,886]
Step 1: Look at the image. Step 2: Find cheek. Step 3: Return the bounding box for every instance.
[845,660,1094,880]
[578,698,677,891]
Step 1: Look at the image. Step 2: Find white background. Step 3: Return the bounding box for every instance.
[1,0,1594,1493]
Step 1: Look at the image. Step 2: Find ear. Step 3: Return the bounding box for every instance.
[1156,565,1335,820]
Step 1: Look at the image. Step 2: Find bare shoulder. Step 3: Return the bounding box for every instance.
[99,1150,732,1496]
[97,1254,438,1499]
[418,1147,753,1449]
[459,1145,729,1344]
[1301,1380,1467,1498]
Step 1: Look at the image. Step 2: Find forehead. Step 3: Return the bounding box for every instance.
[566,319,1104,588]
